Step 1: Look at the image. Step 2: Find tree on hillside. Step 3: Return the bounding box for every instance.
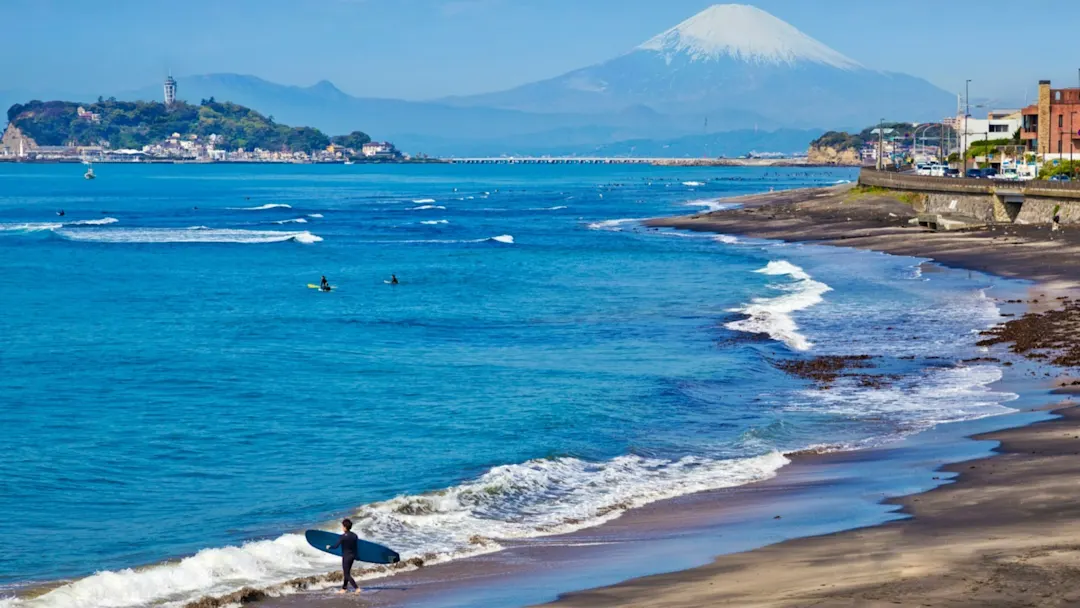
[331,131,372,150]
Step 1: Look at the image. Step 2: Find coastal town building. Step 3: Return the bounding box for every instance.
[1021,80,1080,160]
[956,109,1021,152]
[361,141,398,158]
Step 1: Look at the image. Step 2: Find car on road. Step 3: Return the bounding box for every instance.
[1049,174,1072,182]
[944,168,960,177]
[966,169,982,178]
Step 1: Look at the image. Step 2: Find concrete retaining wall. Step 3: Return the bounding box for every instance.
[858,169,1080,224]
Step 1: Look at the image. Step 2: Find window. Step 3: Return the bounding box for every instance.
[990,124,1009,133]
[1060,115,1065,128]
[1059,139,1064,153]
[1056,91,1063,101]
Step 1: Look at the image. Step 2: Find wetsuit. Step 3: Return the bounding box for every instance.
[332,531,360,590]
[321,278,330,291]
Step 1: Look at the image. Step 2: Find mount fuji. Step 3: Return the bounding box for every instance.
[446,4,953,129]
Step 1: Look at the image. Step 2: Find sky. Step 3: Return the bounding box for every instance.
[3,0,1077,106]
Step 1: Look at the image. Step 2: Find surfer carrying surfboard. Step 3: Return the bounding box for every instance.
[328,518,360,593]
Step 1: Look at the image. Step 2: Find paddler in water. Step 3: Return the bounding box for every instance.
[320,276,330,291]
[328,518,360,593]
[390,274,399,285]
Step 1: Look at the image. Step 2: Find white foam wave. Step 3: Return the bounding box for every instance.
[530,205,568,211]
[785,365,1017,432]
[683,181,705,187]
[411,205,446,211]
[725,261,832,351]
[714,235,739,244]
[0,217,120,232]
[3,451,785,608]
[388,234,513,245]
[272,218,308,224]
[412,198,436,204]
[307,213,324,219]
[228,203,292,211]
[66,217,119,226]
[55,228,322,244]
[0,222,63,232]
[685,199,731,213]
[420,220,450,225]
[587,218,642,231]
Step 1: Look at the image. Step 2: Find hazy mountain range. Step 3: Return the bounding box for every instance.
[5,4,956,156]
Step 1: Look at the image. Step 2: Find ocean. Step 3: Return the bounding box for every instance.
[0,163,1018,607]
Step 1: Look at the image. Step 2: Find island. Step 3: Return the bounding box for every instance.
[0,98,410,163]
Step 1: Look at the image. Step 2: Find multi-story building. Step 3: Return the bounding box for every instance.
[956,109,1021,151]
[1021,80,1080,160]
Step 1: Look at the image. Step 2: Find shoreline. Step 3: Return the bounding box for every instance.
[9,181,1073,608]
[537,184,1080,607]
[548,404,1080,607]
[252,186,1076,608]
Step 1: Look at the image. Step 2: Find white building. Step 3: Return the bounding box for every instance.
[956,110,1021,151]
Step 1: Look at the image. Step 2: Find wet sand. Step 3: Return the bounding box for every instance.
[541,184,1080,608]
[647,183,1080,288]
[549,405,1080,608]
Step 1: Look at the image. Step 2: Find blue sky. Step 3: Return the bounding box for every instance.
[3,0,1076,105]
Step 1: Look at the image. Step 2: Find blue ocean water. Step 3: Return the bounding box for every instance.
[0,164,1017,607]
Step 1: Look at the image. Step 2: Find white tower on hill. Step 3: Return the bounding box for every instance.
[164,75,177,105]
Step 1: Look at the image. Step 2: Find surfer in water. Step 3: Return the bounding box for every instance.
[329,518,360,593]
[320,276,330,291]
[390,274,398,285]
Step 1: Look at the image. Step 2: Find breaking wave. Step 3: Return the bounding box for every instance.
[228,203,292,211]
[0,217,119,232]
[684,199,732,213]
[412,198,437,204]
[587,218,642,232]
[54,228,322,244]
[411,205,446,211]
[0,451,786,608]
[272,218,308,224]
[725,261,832,351]
[682,181,705,187]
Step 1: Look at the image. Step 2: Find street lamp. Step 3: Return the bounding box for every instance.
[877,117,885,171]
[963,79,972,175]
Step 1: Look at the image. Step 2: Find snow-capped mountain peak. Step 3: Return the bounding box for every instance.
[637,4,862,70]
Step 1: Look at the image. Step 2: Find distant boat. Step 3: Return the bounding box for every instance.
[84,163,96,180]
[343,158,354,165]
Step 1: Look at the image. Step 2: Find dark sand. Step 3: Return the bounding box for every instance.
[541,184,1080,608]
[549,406,1080,608]
[647,184,1080,287]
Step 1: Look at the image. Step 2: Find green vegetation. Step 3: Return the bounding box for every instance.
[811,122,941,151]
[331,131,372,150]
[1038,159,1080,179]
[845,184,923,207]
[6,99,366,152]
[964,138,1015,159]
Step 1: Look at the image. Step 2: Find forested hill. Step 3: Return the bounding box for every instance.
[6,98,370,152]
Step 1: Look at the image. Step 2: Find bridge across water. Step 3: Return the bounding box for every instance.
[445,157,808,166]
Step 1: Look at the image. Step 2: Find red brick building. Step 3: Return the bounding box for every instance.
[1021,80,1080,158]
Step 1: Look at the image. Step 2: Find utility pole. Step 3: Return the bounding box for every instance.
[877,117,885,170]
[963,79,972,175]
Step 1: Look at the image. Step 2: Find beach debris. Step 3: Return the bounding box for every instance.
[978,300,1080,367]
[773,355,877,387]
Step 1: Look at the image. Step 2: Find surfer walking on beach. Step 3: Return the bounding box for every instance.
[329,518,360,593]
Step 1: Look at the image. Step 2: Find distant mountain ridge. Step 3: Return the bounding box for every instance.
[7,3,956,156]
[444,4,953,128]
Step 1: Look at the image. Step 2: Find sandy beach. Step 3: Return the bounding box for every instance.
[540,184,1080,608]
